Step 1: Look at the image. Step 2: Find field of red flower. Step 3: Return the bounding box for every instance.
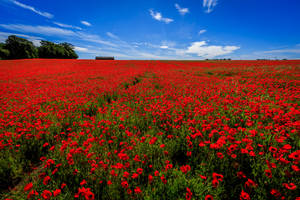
[0,59,299,200]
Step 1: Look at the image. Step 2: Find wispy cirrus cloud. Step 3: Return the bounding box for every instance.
[0,31,43,46]
[0,24,74,36]
[0,24,116,47]
[186,41,240,58]
[252,44,300,57]
[203,0,218,13]
[158,41,177,49]
[80,21,91,26]
[11,0,53,18]
[53,22,82,30]
[0,31,43,41]
[74,47,134,59]
[73,38,241,60]
[198,29,207,35]
[238,45,300,60]
[76,32,116,47]
[175,3,189,15]
[106,32,119,40]
[261,49,300,54]
[149,9,173,24]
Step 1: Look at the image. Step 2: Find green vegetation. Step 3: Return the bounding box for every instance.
[0,35,78,60]
[0,43,10,60]
[38,41,78,59]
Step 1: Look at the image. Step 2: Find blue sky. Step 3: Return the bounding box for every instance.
[0,0,300,59]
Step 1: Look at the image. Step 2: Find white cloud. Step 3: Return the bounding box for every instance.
[251,45,300,57]
[162,41,176,48]
[160,45,168,49]
[32,39,41,47]
[74,46,89,52]
[186,41,240,58]
[76,41,180,60]
[125,40,239,60]
[0,31,43,46]
[149,9,173,24]
[175,3,189,15]
[106,32,119,40]
[53,22,82,30]
[198,29,207,34]
[12,0,53,18]
[203,0,218,13]
[0,31,42,41]
[136,52,173,60]
[0,24,241,60]
[81,21,91,26]
[74,39,239,60]
[74,47,131,58]
[0,24,117,47]
[261,49,300,54]
[76,32,117,47]
[0,24,75,36]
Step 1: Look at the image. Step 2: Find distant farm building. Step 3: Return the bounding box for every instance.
[95,56,114,60]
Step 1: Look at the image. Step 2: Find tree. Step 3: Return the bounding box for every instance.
[38,41,78,59]
[0,35,78,60]
[5,35,38,59]
[0,43,9,60]
[38,41,60,58]
[60,42,78,59]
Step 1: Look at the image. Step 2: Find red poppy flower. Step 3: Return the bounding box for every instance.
[41,190,52,200]
[292,165,300,172]
[212,173,224,181]
[24,182,33,192]
[237,171,246,179]
[61,183,66,189]
[270,189,281,198]
[180,165,191,174]
[137,168,143,174]
[212,179,219,188]
[231,154,237,159]
[288,150,300,160]
[27,190,38,199]
[265,169,272,178]
[216,152,224,159]
[245,179,257,188]
[134,186,142,194]
[186,187,192,200]
[53,189,61,197]
[240,190,250,200]
[161,175,167,184]
[80,179,87,186]
[121,180,129,189]
[205,195,214,200]
[148,174,153,183]
[43,176,51,185]
[123,171,130,178]
[283,183,297,190]
[132,173,139,179]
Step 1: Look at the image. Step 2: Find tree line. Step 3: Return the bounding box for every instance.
[0,35,78,60]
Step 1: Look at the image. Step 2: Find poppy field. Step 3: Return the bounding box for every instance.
[0,59,299,200]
